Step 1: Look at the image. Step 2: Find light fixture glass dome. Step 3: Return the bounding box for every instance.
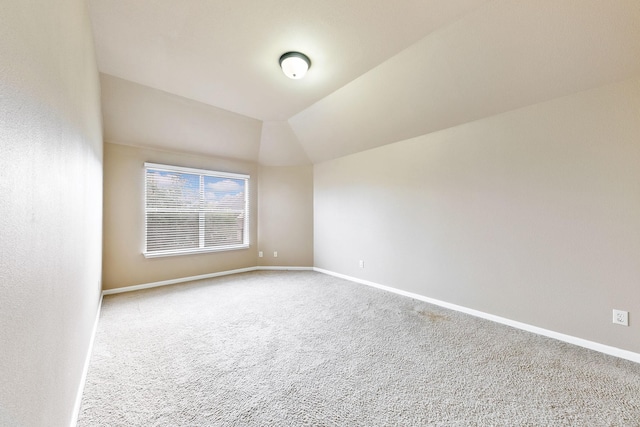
[279,52,311,79]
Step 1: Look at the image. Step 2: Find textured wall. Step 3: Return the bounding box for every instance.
[258,165,314,266]
[314,76,640,354]
[0,1,103,425]
[102,143,259,290]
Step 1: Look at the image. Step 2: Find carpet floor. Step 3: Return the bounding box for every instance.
[78,271,640,426]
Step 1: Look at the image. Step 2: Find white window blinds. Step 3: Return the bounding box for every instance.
[144,162,249,257]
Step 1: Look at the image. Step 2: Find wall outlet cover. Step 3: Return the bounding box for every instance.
[613,309,629,326]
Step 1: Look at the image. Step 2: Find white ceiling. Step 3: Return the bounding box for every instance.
[89,0,640,165]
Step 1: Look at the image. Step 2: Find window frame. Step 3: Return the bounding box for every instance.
[143,162,250,258]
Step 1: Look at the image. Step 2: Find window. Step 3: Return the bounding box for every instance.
[144,162,249,257]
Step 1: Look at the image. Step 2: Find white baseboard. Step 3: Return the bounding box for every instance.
[70,293,103,427]
[102,267,258,295]
[102,266,314,295]
[314,267,640,364]
[256,266,314,271]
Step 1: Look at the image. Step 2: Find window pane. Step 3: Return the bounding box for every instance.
[204,212,244,246]
[203,176,245,211]
[144,163,249,256]
[146,213,199,251]
[146,170,200,210]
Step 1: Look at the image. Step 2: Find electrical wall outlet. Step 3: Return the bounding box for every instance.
[612,309,629,326]
[273,251,278,258]
[359,260,364,268]
[258,251,263,258]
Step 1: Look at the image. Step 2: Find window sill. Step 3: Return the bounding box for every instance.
[143,244,249,258]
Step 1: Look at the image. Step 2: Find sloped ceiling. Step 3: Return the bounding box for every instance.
[89,0,640,165]
[100,74,262,160]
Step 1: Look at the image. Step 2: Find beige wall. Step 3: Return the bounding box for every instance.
[0,1,103,426]
[103,144,314,287]
[103,143,259,289]
[314,76,640,354]
[258,165,314,266]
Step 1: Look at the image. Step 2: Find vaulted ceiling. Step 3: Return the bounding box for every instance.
[89,0,640,166]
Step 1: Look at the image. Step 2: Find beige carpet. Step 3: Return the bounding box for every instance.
[78,271,640,426]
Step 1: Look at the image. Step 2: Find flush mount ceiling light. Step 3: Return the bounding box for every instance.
[279,51,311,79]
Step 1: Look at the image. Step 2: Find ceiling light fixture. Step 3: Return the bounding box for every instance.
[279,51,311,79]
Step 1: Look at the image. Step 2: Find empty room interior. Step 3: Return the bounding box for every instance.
[1,0,640,425]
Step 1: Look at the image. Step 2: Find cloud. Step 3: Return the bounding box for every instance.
[206,179,242,193]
